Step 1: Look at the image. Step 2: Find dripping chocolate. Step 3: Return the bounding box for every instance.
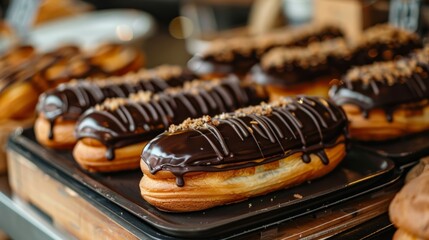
[329,46,429,122]
[37,65,196,140]
[75,77,268,160]
[141,96,348,187]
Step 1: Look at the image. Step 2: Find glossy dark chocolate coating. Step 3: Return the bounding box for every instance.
[351,27,422,66]
[252,40,351,87]
[37,67,195,139]
[330,48,429,122]
[75,77,268,160]
[189,26,344,75]
[251,25,422,88]
[142,96,348,187]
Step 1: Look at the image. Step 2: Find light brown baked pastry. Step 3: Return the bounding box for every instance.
[390,170,429,240]
[140,96,348,212]
[0,43,144,122]
[329,46,429,141]
[35,65,196,149]
[73,77,268,172]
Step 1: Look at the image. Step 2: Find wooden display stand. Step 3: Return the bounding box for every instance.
[7,150,137,240]
[6,146,400,239]
[314,0,389,43]
[0,118,33,174]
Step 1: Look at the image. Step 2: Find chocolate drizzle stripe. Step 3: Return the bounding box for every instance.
[330,46,429,122]
[253,24,422,88]
[75,77,268,160]
[272,111,296,139]
[142,96,348,187]
[38,65,195,140]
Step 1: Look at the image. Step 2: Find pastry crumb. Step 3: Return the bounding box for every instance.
[294,193,303,199]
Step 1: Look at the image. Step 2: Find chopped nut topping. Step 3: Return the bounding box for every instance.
[168,116,215,133]
[167,98,297,133]
[356,24,419,47]
[98,77,240,112]
[343,46,429,86]
[96,98,128,111]
[201,24,342,62]
[261,38,350,70]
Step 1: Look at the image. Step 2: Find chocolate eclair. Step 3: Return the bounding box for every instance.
[73,76,268,172]
[251,38,352,100]
[140,96,348,212]
[35,65,195,148]
[188,24,344,78]
[329,46,429,141]
[352,24,422,65]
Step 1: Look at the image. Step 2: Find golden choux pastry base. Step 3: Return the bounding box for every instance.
[73,139,148,172]
[266,77,332,101]
[342,103,429,141]
[140,137,346,212]
[34,115,77,149]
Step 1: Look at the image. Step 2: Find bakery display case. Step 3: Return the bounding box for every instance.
[1,0,429,239]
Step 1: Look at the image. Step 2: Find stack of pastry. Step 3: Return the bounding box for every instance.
[140,96,348,212]
[329,46,429,141]
[73,76,268,172]
[35,65,195,148]
[249,24,421,101]
[188,24,344,78]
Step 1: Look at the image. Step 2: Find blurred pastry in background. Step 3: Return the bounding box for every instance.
[0,43,144,123]
[35,65,195,149]
[73,76,267,172]
[250,38,351,100]
[188,24,344,79]
[33,0,93,25]
[329,46,429,141]
[352,24,422,65]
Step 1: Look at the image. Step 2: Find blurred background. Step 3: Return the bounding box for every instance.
[0,0,425,66]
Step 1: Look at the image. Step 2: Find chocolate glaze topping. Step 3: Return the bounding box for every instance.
[75,77,268,160]
[253,38,351,86]
[329,46,429,122]
[141,96,348,187]
[37,65,195,140]
[352,24,422,65]
[252,25,422,87]
[188,24,344,75]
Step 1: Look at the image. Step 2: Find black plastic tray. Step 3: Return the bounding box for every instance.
[9,128,398,238]
[353,130,429,165]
